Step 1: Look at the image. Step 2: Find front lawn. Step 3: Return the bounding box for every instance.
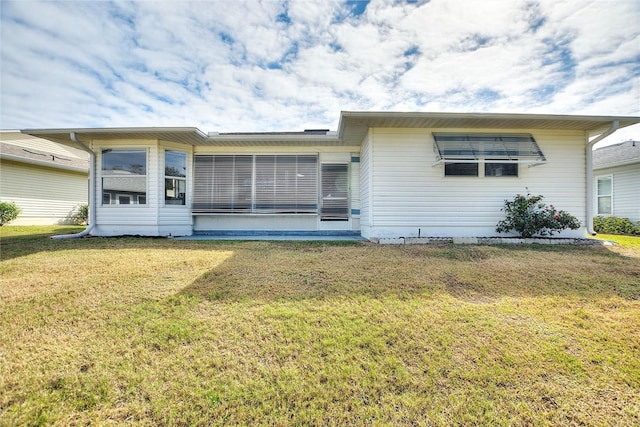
[1,227,639,425]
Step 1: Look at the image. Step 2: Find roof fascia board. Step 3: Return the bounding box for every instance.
[206,134,340,144]
[593,158,640,169]
[340,110,640,123]
[338,110,640,132]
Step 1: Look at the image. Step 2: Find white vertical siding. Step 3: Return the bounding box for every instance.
[0,160,87,225]
[594,163,640,223]
[368,128,587,238]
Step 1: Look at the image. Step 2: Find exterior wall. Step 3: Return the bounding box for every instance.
[192,145,360,233]
[0,159,88,225]
[364,127,587,238]
[92,139,161,236]
[194,215,317,231]
[359,131,372,239]
[594,163,640,223]
[91,140,194,236]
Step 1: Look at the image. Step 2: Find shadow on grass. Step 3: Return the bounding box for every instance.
[180,243,640,303]
[2,227,638,302]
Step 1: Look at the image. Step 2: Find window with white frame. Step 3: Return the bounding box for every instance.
[193,154,318,214]
[102,149,147,205]
[165,150,187,205]
[597,176,613,215]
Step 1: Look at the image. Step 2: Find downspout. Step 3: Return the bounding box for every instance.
[51,132,96,239]
[585,121,619,235]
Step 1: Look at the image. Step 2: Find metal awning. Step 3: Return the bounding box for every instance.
[432,133,547,166]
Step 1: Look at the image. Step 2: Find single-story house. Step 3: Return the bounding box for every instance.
[593,140,640,223]
[0,130,89,225]
[23,111,640,240]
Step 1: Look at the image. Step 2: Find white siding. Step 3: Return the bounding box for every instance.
[359,131,372,238]
[367,128,587,238]
[0,160,87,225]
[594,163,640,223]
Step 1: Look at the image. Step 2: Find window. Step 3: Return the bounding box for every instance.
[445,162,479,176]
[597,176,612,215]
[193,155,318,214]
[485,162,518,177]
[102,149,146,205]
[165,150,187,206]
[434,133,543,177]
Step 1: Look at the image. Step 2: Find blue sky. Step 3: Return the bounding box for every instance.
[1,0,639,143]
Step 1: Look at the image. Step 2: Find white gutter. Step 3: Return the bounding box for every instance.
[585,121,619,235]
[51,132,96,239]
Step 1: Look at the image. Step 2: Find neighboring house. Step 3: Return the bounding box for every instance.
[593,141,640,223]
[0,131,89,225]
[23,111,640,239]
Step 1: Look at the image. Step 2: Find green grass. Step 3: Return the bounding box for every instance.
[1,227,639,426]
[594,233,640,248]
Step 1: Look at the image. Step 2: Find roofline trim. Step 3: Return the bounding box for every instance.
[0,152,89,173]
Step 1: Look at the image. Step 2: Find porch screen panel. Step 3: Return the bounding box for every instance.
[255,155,318,213]
[296,155,319,212]
[194,154,317,214]
[193,155,214,212]
[255,155,276,212]
[193,155,252,212]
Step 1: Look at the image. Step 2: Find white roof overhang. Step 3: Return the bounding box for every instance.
[22,128,346,147]
[22,127,208,147]
[21,112,640,149]
[337,111,640,146]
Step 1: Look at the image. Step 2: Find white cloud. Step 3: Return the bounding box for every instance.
[1,0,638,137]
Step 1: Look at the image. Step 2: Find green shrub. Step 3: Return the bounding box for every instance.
[72,204,89,225]
[593,216,639,235]
[0,201,21,226]
[496,192,581,238]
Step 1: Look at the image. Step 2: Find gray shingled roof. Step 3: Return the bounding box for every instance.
[593,141,640,169]
[0,142,89,172]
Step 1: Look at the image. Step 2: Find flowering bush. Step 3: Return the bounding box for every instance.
[496,192,580,238]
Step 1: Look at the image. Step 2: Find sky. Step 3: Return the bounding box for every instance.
[1,0,639,145]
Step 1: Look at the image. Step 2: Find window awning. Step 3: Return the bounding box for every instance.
[433,133,547,166]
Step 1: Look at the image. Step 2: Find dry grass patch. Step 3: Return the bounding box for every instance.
[1,227,639,425]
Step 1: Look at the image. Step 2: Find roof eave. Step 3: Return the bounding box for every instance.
[22,127,208,146]
[0,152,89,173]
